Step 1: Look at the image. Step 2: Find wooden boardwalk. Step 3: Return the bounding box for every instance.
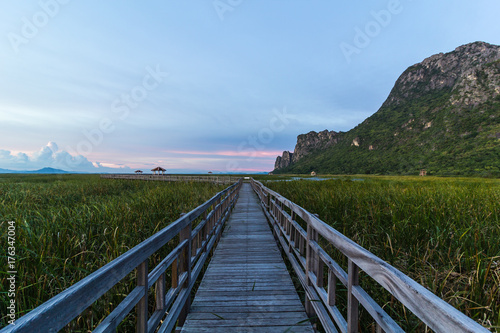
[181,183,314,332]
[4,179,488,332]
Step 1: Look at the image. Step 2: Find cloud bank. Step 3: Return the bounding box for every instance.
[0,142,132,173]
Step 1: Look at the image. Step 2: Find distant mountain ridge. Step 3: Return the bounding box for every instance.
[0,167,69,174]
[274,41,500,176]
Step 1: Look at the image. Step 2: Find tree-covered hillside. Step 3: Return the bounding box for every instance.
[274,42,500,176]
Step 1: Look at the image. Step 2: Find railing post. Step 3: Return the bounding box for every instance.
[317,258,324,288]
[348,259,360,333]
[266,192,270,212]
[279,201,284,229]
[305,224,318,318]
[215,197,222,242]
[327,269,336,307]
[171,259,178,288]
[285,207,289,236]
[202,210,208,253]
[177,221,192,327]
[273,197,277,220]
[270,196,278,239]
[268,195,273,217]
[155,272,166,312]
[136,260,148,333]
[298,230,305,257]
[289,212,296,253]
[215,198,220,225]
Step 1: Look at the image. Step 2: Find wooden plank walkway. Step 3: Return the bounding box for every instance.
[181,183,314,332]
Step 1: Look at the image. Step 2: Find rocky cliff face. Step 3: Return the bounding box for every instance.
[274,151,294,169]
[383,41,500,108]
[273,41,500,176]
[292,130,341,162]
[274,130,341,169]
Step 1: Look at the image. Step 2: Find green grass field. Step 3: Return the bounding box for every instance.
[1,174,499,331]
[256,175,500,331]
[0,174,227,330]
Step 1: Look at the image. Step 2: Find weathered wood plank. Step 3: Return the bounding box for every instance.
[181,183,313,332]
[186,311,311,320]
[189,305,308,313]
[191,295,301,302]
[198,273,292,279]
[198,280,294,286]
[183,319,312,327]
[196,286,298,292]
[182,326,314,333]
[194,290,299,297]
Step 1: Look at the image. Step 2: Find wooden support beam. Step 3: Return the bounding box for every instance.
[136,260,148,333]
[177,222,192,327]
[305,224,318,318]
[348,259,360,333]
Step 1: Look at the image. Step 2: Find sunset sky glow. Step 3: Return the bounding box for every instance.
[1,1,500,173]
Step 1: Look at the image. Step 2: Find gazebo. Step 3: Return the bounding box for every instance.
[311,171,317,176]
[134,170,143,174]
[151,167,166,175]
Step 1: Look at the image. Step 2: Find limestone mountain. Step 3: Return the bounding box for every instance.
[274,130,342,169]
[274,41,500,176]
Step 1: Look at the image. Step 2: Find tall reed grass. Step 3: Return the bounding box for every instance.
[0,174,226,330]
[261,175,500,331]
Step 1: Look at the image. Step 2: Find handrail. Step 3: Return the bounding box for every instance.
[2,179,243,333]
[100,174,237,184]
[250,178,489,333]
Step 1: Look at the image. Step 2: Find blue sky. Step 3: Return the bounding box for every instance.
[1,0,500,173]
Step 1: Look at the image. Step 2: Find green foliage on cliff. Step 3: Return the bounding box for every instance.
[277,91,499,176]
[275,43,500,176]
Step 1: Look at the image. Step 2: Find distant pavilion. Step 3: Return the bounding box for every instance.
[134,170,143,174]
[151,167,166,175]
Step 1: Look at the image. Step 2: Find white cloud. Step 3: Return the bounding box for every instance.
[47,141,58,153]
[0,142,132,173]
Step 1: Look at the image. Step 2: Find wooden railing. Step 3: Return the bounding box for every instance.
[250,179,489,333]
[2,179,242,333]
[100,174,238,184]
